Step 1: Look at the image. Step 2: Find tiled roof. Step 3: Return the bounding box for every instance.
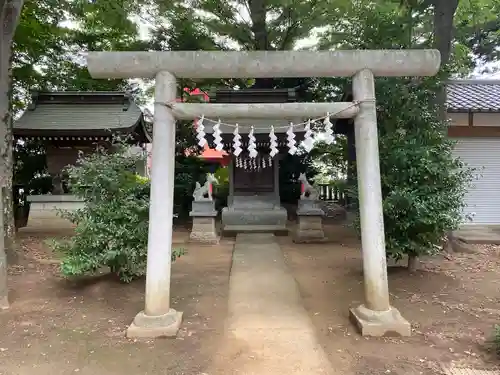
[447,80,500,112]
[14,91,143,136]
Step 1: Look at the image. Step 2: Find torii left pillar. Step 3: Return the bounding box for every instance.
[127,71,183,338]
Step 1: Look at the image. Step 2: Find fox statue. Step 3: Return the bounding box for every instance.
[298,173,319,201]
[193,173,219,201]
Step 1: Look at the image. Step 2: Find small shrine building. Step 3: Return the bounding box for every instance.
[13,91,149,227]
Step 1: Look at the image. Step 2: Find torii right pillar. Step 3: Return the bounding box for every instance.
[349,69,411,336]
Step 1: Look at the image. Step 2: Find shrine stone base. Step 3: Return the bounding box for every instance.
[127,309,183,338]
[189,201,219,244]
[294,200,326,243]
[26,195,84,229]
[349,305,411,337]
[221,196,287,235]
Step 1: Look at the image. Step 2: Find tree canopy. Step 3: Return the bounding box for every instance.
[6,0,500,113]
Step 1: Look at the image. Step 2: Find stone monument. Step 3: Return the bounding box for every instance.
[189,173,219,244]
[294,173,326,243]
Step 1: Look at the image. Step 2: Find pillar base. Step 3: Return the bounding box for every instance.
[349,304,411,337]
[127,308,183,339]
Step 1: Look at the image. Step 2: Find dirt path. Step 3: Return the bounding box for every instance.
[0,229,234,375]
[280,224,500,375]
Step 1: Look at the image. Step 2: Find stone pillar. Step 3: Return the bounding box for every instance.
[349,69,410,337]
[189,201,219,244]
[127,71,183,338]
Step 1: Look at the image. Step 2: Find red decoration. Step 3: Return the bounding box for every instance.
[301,182,305,194]
[182,87,228,167]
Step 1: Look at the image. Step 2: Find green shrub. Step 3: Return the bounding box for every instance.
[350,78,474,271]
[51,142,184,283]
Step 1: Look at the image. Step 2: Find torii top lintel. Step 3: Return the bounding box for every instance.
[86,50,441,80]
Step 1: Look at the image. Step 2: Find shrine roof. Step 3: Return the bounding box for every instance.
[447,80,500,112]
[13,91,145,137]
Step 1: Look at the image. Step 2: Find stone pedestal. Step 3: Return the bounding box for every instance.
[294,200,326,243]
[127,309,183,338]
[189,200,219,244]
[26,195,84,229]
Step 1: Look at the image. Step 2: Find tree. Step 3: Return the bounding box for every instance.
[12,0,147,108]
[148,0,348,91]
[11,0,149,220]
[309,138,348,184]
[317,0,476,271]
[376,78,473,271]
[454,0,500,73]
[1,0,24,309]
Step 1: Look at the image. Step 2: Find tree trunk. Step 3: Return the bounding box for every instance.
[1,0,25,308]
[248,0,275,89]
[407,254,419,273]
[433,0,458,67]
[432,0,459,119]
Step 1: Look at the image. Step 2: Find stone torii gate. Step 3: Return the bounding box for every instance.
[87,50,441,338]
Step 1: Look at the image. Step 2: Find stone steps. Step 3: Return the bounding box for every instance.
[222,224,289,236]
